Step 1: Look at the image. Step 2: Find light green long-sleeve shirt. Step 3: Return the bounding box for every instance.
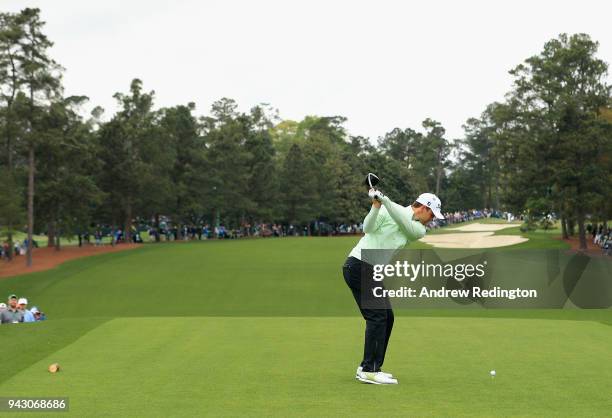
[348,196,426,261]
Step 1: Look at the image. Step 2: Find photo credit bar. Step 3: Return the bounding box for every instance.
[360,249,612,309]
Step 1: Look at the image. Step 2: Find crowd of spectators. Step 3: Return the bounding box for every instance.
[0,207,517,255]
[137,208,510,242]
[7,210,605,253]
[428,209,512,229]
[589,223,611,256]
[334,224,363,235]
[0,294,46,324]
[148,223,312,241]
[0,239,39,260]
[75,208,516,244]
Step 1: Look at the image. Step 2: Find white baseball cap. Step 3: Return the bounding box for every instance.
[416,193,445,219]
[18,297,28,305]
[0,303,6,309]
[30,306,40,314]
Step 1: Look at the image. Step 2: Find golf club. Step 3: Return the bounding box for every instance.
[365,173,380,190]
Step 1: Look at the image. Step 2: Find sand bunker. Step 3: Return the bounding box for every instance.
[448,223,519,232]
[422,232,528,249]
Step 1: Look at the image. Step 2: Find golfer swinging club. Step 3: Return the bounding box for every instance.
[343,173,444,385]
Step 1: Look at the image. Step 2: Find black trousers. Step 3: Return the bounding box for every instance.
[342,256,394,372]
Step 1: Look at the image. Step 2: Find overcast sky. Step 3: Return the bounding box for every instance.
[3,0,612,141]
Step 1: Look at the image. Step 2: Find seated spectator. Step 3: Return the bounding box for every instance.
[1,294,23,323]
[19,298,35,323]
[30,306,46,321]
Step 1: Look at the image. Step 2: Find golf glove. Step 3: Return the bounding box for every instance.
[368,188,385,201]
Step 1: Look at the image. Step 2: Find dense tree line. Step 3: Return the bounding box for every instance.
[459,34,612,248]
[1,8,611,264]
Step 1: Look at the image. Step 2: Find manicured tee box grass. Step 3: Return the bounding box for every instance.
[1,316,611,417]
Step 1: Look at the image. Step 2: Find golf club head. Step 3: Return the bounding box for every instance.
[365,173,380,190]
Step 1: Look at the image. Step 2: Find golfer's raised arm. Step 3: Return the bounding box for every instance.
[380,196,425,240]
[362,204,381,233]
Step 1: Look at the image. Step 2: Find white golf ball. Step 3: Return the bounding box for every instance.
[490,370,496,376]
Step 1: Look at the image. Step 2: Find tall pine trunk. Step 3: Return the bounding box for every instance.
[6,132,14,259]
[435,144,443,196]
[479,184,486,209]
[561,215,569,239]
[435,166,442,196]
[124,197,132,242]
[567,218,575,236]
[47,221,56,248]
[111,220,117,246]
[5,81,15,260]
[494,175,500,211]
[155,213,161,242]
[6,231,13,260]
[577,211,587,250]
[26,145,34,267]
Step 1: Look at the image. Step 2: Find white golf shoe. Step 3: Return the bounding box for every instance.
[356,366,394,380]
[356,370,398,385]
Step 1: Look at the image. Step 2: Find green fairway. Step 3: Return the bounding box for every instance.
[0,237,610,417]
